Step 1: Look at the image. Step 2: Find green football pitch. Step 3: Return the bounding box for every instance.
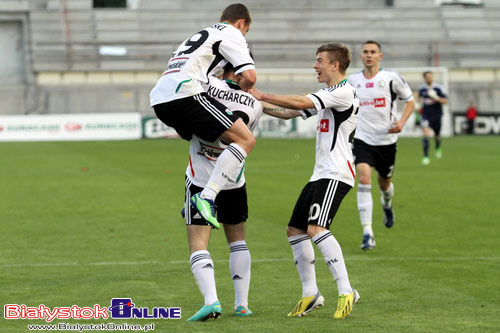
[1,136,499,332]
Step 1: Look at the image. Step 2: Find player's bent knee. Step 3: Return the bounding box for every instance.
[358,175,371,185]
[307,225,327,238]
[287,226,306,237]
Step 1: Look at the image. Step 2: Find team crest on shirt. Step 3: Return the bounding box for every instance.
[378,80,386,88]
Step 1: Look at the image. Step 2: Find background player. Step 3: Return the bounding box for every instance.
[418,71,448,165]
[251,43,360,320]
[150,3,256,228]
[348,40,415,250]
[184,64,262,322]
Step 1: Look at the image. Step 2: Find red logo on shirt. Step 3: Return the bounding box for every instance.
[366,82,374,88]
[320,119,329,132]
[374,98,386,107]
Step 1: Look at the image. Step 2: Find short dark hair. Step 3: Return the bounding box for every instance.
[362,40,382,51]
[316,43,351,74]
[423,71,433,78]
[220,3,251,24]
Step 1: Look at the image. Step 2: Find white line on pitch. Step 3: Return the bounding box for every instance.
[1,257,500,269]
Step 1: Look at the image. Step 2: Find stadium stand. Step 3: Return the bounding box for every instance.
[0,0,499,115]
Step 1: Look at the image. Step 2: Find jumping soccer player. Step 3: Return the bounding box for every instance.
[150,4,256,229]
[251,43,360,320]
[348,40,415,250]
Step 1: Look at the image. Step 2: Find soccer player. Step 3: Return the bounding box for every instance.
[251,43,360,320]
[418,71,448,165]
[184,64,262,321]
[348,40,415,250]
[150,4,256,229]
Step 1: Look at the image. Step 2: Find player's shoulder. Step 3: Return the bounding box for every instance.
[348,70,364,81]
[324,79,350,92]
[207,23,243,39]
[317,80,356,104]
[433,83,446,90]
[381,68,409,84]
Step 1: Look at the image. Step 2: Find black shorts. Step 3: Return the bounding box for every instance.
[288,179,351,231]
[353,139,396,179]
[153,93,240,142]
[421,115,442,136]
[184,178,248,226]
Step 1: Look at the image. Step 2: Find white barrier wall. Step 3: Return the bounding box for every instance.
[0,113,141,141]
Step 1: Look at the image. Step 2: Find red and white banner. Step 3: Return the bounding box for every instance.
[0,113,141,141]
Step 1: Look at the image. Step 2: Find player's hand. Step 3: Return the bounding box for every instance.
[388,121,404,133]
[249,87,264,100]
[427,89,439,101]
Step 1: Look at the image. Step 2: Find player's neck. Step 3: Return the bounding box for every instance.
[327,74,346,87]
[363,66,380,79]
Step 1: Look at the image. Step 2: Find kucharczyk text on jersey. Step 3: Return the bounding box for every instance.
[207,85,256,108]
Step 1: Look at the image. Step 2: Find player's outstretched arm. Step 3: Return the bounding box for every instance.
[249,88,314,110]
[388,99,416,133]
[262,102,301,119]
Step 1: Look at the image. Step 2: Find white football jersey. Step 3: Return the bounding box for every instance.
[299,79,359,187]
[150,23,255,106]
[186,77,262,190]
[348,69,413,145]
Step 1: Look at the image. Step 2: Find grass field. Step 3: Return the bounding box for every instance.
[1,136,499,332]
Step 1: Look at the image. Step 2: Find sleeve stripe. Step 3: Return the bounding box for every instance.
[302,109,312,118]
[233,62,254,71]
[311,94,325,109]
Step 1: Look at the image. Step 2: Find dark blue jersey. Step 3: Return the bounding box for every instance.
[418,84,447,120]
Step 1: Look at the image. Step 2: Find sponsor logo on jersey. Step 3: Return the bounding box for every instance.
[207,85,255,108]
[366,82,374,88]
[374,98,386,107]
[320,119,329,132]
[164,57,188,74]
[359,98,386,108]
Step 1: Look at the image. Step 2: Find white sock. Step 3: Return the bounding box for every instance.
[357,184,373,236]
[201,143,247,201]
[190,250,218,305]
[288,234,318,298]
[229,241,251,308]
[312,231,352,295]
[381,183,394,208]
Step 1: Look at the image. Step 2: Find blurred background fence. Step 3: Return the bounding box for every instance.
[1,0,499,134]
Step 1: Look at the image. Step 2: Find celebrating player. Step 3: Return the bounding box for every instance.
[347,40,415,250]
[150,4,256,229]
[418,71,448,165]
[183,64,262,321]
[251,43,360,320]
